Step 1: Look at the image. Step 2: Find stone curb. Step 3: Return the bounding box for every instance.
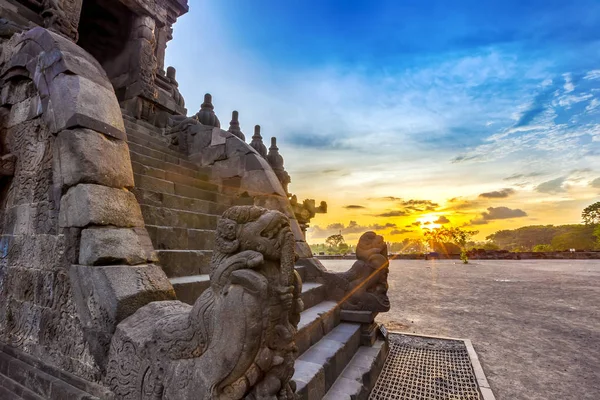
[387,330,497,400]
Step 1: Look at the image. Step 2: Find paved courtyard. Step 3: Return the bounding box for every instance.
[321,259,600,400]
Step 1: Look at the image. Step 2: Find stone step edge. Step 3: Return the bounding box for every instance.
[121,112,166,133]
[131,160,211,187]
[133,173,225,203]
[126,129,186,160]
[131,161,218,193]
[169,274,326,305]
[295,300,341,356]
[128,148,205,177]
[301,282,327,310]
[292,322,362,399]
[132,187,232,212]
[0,343,111,399]
[322,339,389,400]
[0,373,44,400]
[140,203,224,219]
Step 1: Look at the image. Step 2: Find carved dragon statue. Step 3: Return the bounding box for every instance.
[324,231,391,313]
[106,206,303,400]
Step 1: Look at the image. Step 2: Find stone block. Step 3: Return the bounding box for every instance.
[296,241,313,258]
[7,95,42,127]
[46,73,126,139]
[59,184,144,228]
[70,264,175,326]
[54,128,134,189]
[79,227,157,266]
[340,310,377,324]
[1,79,36,106]
[242,169,287,197]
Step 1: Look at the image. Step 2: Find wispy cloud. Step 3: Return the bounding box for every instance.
[536,177,567,194]
[479,188,516,198]
[470,206,528,225]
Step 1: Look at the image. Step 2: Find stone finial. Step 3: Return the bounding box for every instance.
[267,136,290,194]
[166,66,177,81]
[250,124,267,158]
[228,110,245,141]
[267,137,284,169]
[195,93,220,128]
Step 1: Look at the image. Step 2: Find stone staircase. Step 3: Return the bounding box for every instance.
[292,266,389,400]
[122,112,237,304]
[122,112,388,400]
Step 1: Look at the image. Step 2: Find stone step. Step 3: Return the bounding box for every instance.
[140,204,219,230]
[170,274,211,305]
[146,226,215,251]
[132,162,219,193]
[295,265,307,282]
[122,113,167,135]
[301,282,327,310]
[132,188,229,215]
[293,322,362,400]
[322,339,389,400]
[0,373,43,400]
[0,346,108,400]
[129,141,185,166]
[126,128,184,159]
[169,268,326,307]
[129,150,211,182]
[134,174,221,203]
[296,301,340,356]
[157,250,213,278]
[123,119,167,141]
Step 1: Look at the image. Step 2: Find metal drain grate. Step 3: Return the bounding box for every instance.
[370,333,482,400]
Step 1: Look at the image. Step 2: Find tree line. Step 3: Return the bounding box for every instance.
[309,202,600,256]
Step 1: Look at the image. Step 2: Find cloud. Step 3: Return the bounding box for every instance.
[399,199,440,212]
[591,177,600,188]
[444,197,483,211]
[309,220,398,238]
[411,221,422,227]
[390,229,413,235]
[434,216,450,224]
[376,210,409,217]
[370,196,403,201]
[371,223,397,230]
[535,177,567,194]
[344,205,366,209]
[503,172,544,181]
[478,188,516,198]
[470,206,528,225]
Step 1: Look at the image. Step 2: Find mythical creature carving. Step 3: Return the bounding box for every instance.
[0,154,15,177]
[325,231,390,313]
[106,206,303,400]
[41,0,78,41]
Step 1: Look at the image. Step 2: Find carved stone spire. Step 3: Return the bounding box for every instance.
[228,110,245,141]
[195,93,220,128]
[267,137,284,170]
[250,125,267,158]
[268,137,291,194]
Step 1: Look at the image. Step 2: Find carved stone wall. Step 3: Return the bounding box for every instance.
[0,26,175,382]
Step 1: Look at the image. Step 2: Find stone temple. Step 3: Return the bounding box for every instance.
[0,1,391,399]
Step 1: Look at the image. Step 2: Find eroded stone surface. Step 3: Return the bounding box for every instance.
[324,232,391,313]
[79,227,157,266]
[59,184,143,228]
[54,128,134,189]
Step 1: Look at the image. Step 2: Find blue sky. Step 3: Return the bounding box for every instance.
[167,0,600,241]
